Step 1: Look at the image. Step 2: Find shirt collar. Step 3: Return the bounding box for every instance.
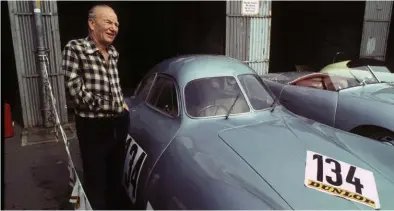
[84,36,118,58]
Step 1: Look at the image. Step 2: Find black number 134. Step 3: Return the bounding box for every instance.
[124,137,146,202]
[313,154,364,195]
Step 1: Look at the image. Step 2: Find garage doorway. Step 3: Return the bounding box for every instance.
[385,5,394,72]
[269,1,366,73]
[57,1,226,96]
[2,1,23,126]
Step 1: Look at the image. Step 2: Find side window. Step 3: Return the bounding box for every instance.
[135,74,155,100]
[238,74,274,110]
[147,76,179,117]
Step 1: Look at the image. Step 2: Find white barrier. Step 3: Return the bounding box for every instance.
[43,55,92,210]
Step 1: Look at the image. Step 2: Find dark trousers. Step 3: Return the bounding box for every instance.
[75,109,130,210]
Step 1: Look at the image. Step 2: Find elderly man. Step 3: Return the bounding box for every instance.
[62,4,129,209]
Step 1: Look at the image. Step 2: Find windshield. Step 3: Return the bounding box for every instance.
[368,66,394,83]
[349,66,379,84]
[321,65,394,91]
[184,76,250,117]
[237,74,274,110]
[322,67,379,91]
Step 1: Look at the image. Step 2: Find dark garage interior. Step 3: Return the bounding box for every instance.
[269,1,367,73]
[385,5,394,72]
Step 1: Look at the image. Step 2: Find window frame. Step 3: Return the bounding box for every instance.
[145,73,181,118]
[134,73,157,101]
[237,73,277,112]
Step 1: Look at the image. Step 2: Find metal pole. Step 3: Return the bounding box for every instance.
[33,0,51,127]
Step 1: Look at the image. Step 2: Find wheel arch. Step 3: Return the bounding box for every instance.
[350,124,393,137]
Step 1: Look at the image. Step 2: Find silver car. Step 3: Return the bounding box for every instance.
[262,59,394,146]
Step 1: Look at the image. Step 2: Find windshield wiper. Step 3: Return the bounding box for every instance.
[225,92,241,120]
[270,97,278,112]
[349,70,366,86]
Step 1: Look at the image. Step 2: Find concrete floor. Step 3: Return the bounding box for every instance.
[4,123,76,209]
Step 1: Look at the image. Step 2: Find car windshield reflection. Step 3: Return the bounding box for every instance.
[325,66,394,90]
[185,76,250,117]
[184,75,275,118]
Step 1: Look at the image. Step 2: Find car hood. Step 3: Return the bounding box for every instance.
[341,83,394,105]
[218,113,394,209]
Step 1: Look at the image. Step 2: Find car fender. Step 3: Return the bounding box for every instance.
[335,94,394,132]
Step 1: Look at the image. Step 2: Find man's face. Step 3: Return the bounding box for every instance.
[89,7,119,46]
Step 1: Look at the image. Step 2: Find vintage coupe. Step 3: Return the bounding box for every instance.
[262,59,394,146]
[122,55,394,210]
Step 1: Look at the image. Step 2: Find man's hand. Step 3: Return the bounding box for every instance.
[123,101,129,111]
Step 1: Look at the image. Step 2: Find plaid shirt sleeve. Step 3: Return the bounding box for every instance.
[63,44,105,112]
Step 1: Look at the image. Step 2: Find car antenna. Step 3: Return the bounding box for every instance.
[225,91,241,120]
[332,52,344,63]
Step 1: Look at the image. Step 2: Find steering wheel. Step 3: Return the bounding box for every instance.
[251,96,268,103]
[248,96,273,110]
[323,77,348,91]
[197,104,229,116]
[250,96,271,105]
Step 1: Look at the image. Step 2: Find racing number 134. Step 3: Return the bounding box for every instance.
[313,154,364,194]
[124,135,147,203]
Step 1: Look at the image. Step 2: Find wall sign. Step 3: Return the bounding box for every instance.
[242,0,260,16]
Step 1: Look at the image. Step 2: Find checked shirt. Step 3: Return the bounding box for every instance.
[63,36,124,118]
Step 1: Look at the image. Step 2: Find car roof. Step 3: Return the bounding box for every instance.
[147,55,255,87]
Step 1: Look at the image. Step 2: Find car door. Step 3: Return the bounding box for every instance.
[123,73,182,208]
[279,85,338,127]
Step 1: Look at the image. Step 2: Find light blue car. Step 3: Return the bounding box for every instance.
[122,55,394,210]
[262,58,394,145]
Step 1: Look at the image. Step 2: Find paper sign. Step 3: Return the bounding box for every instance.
[366,37,376,55]
[242,0,260,16]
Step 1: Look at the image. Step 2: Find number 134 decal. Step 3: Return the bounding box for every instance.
[304,151,380,209]
[123,134,147,204]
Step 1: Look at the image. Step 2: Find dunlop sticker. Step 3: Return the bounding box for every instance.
[307,179,377,208]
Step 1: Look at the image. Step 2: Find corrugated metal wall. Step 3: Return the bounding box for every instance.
[226,0,272,75]
[360,1,393,61]
[248,1,271,75]
[226,1,250,62]
[8,0,68,128]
